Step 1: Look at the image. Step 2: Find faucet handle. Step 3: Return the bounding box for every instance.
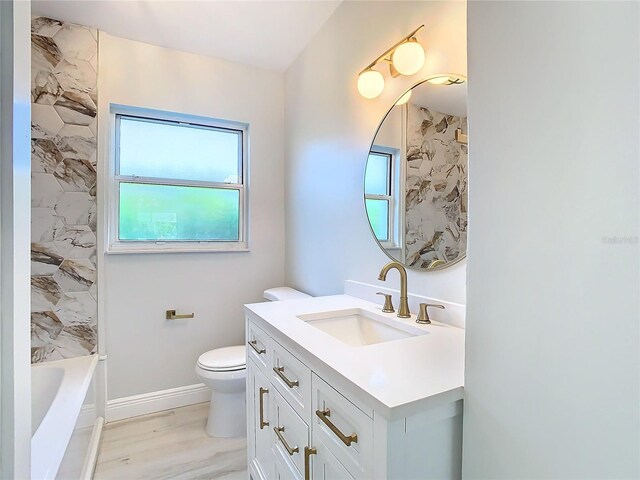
[376,292,395,313]
[416,303,445,324]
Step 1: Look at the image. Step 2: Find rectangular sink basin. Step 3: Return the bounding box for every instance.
[297,308,426,347]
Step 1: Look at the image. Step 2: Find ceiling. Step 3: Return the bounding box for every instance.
[31,0,341,72]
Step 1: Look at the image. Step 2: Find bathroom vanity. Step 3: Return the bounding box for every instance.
[245,294,464,480]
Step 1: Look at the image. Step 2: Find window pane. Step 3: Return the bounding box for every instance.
[119,183,239,241]
[118,116,241,183]
[365,153,390,195]
[365,199,389,241]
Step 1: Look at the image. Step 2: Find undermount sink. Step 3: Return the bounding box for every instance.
[297,308,426,347]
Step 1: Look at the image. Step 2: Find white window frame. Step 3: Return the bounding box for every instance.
[106,105,249,254]
[366,146,402,249]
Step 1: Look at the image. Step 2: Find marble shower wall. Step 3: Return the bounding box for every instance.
[31,16,98,363]
[405,104,467,268]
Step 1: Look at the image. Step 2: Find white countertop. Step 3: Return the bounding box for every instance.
[245,294,465,420]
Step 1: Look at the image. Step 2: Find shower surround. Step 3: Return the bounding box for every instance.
[405,104,468,268]
[30,16,98,362]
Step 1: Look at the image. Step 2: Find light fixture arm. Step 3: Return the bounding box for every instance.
[359,25,425,75]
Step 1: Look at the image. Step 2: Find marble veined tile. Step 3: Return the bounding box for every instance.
[88,53,97,73]
[32,208,65,242]
[88,202,97,231]
[89,283,97,300]
[31,242,64,276]
[404,103,468,268]
[31,17,63,38]
[31,344,63,363]
[53,91,97,126]
[54,124,96,161]
[31,276,62,312]
[54,158,96,192]
[54,225,96,258]
[31,16,99,363]
[53,25,97,62]
[54,192,92,225]
[32,34,62,72]
[54,324,97,357]
[32,71,63,105]
[32,173,64,208]
[55,292,96,326]
[31,311,64,347]
[54,58,96,95]
[31,138,64,173]
[53,258,96,292]
[31,103,64,139]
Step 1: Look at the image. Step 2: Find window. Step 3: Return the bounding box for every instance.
[109,107,248,253]
[364,148,401,248]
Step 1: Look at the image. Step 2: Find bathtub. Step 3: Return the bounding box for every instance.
[31,355,98,480]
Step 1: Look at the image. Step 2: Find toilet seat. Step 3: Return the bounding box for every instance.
[197,345,246,372]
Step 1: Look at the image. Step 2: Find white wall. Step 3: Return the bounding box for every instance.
[0,1,32,477]
[284,1,467,304]
[99,34,285,399]
[463,2,640,478]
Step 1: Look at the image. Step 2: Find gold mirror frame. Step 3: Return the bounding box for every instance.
[363,77,468,272]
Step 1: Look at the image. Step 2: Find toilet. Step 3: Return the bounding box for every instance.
[195,287,310,437]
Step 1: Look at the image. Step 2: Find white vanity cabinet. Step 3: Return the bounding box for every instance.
[247,356,273,480]
[246,311,463,480]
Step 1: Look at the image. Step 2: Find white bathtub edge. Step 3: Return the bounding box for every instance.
[31,355,98,480]
[80,416,104,480]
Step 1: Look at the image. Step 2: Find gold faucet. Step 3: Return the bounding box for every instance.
[378,261,411,318]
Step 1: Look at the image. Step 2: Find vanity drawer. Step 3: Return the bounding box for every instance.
[271,341,312,422]
[272,388,310,478]
[311,374,373,480]
[273,443,301,480]
[247,320,271,373]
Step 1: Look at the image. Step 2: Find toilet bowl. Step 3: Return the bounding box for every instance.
[195,345,247,437]
[196,287,311,438]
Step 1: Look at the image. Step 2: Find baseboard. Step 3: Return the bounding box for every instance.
[105,383,210,423]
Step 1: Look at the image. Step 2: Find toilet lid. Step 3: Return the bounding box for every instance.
[198,346,246,371]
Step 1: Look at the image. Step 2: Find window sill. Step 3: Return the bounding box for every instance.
[106,241,249,254]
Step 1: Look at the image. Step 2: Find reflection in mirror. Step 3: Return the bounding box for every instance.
[364,78,468,271]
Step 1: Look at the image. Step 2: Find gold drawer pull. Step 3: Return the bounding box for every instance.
[273,366,299,388]
[304,446,317,480]
[315,408,358,446]
[248,340,266,355]
[274,426,299,456]
[258,387,269,429]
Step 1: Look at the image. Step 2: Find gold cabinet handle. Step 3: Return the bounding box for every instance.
[304,446,317,480]
[248,340,266,355]
[166,309,194,320]
[274,426,299,456]
[315,408,358,446]
[258,387,269,429]
[273,366,299,388]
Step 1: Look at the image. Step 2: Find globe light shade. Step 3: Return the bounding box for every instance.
[395,90,412,105]
[391,41,425,76]
[357,70,385,99]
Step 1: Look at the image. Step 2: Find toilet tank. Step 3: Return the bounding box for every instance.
[263,287,311,302]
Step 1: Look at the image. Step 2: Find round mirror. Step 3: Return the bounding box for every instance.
[364,77,468,271]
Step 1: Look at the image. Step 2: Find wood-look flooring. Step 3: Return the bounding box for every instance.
[94,403,247,480]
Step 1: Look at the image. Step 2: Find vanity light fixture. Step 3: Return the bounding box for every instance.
[395,90,412,105]
[357,25,425,99]
[357,69,386,99]
[426,74,466,85]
